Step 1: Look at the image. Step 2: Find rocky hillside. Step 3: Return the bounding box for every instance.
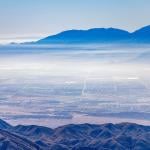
[0,119,150,150]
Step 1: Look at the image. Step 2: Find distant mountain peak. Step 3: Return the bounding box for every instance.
[131,25,150,41]
[139,25,150,30]
[24,25,150,44]
[133,25,150,33]
[37,27,130,44]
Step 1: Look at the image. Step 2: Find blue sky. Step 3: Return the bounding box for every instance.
[0,0,150,43]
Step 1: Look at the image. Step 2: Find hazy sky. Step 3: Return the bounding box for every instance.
[0,0,150,43]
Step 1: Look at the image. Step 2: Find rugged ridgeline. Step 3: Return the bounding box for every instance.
[0,119,150,150]
[35,25,150,44]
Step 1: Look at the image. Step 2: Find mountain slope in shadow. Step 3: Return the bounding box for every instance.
[0,129,41,150]
[0,119,149,150]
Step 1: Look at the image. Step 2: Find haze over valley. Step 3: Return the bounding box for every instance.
[0,44,150,127]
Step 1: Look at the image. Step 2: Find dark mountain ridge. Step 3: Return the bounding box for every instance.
[0,119,150,150]
[0,119,12,129]
[36,25,150,44]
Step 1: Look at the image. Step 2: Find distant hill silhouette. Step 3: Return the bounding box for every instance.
[0,119,150,150]
[132,25,150,42]
[35,25,150,44]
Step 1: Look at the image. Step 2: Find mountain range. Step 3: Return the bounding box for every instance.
[35,25,150,44]
[0,119,150,150]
